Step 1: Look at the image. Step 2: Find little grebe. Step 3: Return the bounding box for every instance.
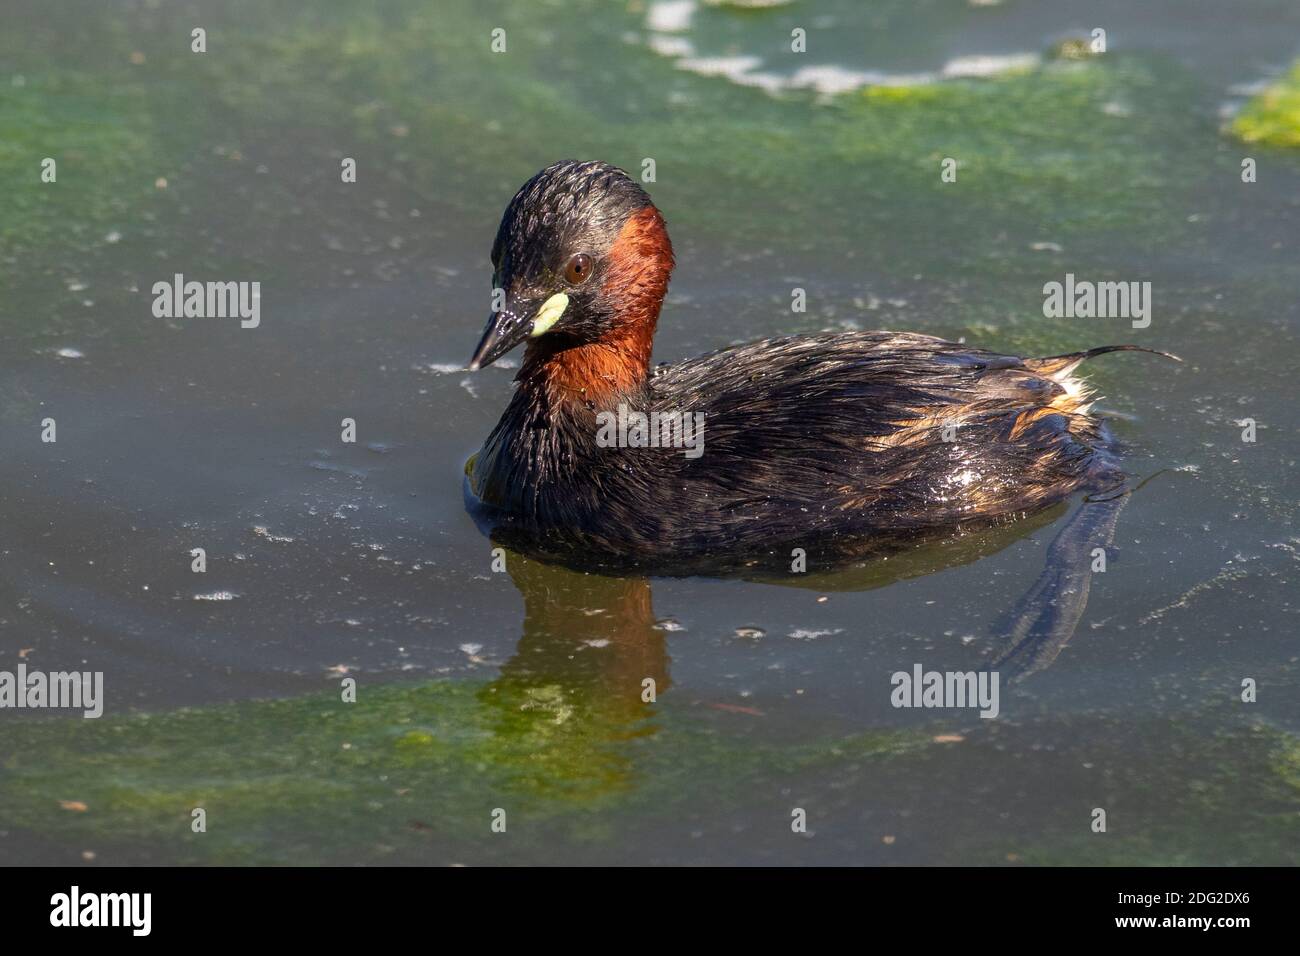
[466,160,1173,572]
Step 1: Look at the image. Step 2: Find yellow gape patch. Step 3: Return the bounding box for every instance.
[530,293,569,337]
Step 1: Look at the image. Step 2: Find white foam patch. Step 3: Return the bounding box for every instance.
[647,0,696,33]
[648,33,695,58]
[667,50,1038,95]
[788,627,844,640]
[941,53,1039,78]
[676,54,763,79]
[788,65,915,96]
[644,3,1039,96]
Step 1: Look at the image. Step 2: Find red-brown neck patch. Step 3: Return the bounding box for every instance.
[519,206,673,405]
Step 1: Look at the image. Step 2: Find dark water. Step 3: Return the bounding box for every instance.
[0,0,1296,865]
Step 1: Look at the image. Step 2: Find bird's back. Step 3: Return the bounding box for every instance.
[472,331,1122,571]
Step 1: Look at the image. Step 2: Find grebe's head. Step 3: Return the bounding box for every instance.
[467,160,674,370]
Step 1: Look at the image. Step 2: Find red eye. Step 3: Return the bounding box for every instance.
[564,253,593,285]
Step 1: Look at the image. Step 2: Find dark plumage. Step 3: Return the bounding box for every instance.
[465,160,1174,575]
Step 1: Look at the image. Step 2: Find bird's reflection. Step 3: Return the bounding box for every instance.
[477,494,1120,760]
[489,553,670,714]
[473,555,670,801]
[471,493,1129,798]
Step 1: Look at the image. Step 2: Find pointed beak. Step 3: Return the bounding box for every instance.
[466,291,571,370]
[466,303,533,371]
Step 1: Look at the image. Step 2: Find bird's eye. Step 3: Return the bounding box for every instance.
[564,253,593,285]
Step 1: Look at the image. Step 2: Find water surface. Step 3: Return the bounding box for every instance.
[0,0,1296,865]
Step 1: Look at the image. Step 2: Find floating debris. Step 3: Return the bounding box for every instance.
[416,362,465,374]
[707,701,765,717]
[787,627,843,640]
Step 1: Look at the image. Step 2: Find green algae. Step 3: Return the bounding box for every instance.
[4,680,1295,865]
[188,1,1229,294]
[1232,61,1300,148]
[0,559,1295,866]
[981,720,1300,866]
[0,678,925,864]
[0,71,163,255]
[1,0,1229,273]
